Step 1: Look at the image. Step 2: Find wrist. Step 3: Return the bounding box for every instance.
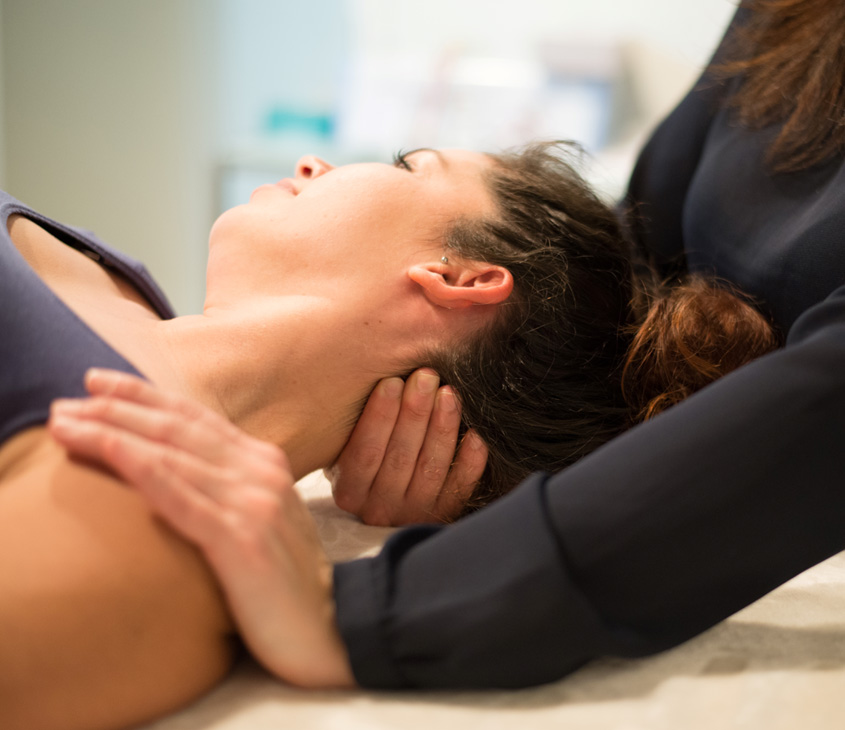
[263,563,357,689]
[267,614,357,689]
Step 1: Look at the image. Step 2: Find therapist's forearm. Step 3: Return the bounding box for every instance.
[333,286,845,689]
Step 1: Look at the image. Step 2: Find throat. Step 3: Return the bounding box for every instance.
[210,352,366,480]
[162,306,383,480]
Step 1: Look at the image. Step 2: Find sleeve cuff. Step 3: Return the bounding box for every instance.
[333,526,443,689]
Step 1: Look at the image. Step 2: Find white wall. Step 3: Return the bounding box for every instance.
[0,0,5,190]
[351,0,735,66]
[216,0,348,146]
[1,0,215,314]
[347,0,738,140]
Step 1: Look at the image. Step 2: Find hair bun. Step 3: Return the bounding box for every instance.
[622,276,779,422]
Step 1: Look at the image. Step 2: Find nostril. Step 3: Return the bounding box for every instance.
[295,156,316,179]
[296,155,332,180]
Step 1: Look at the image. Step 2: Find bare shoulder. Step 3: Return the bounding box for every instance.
[0,428,236,730]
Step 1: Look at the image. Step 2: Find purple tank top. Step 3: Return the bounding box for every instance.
[0,190,176,443]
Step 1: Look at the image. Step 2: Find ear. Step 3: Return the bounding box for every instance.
[408,259,513,309]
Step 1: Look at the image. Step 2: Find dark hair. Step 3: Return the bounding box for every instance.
[425,142,778,513]
[713,0,845,173]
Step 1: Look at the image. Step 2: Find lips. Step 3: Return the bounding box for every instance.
[275,178,298,195]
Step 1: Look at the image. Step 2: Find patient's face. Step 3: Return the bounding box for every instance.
[207,148,496,301]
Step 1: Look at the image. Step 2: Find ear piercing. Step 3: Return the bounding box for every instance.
[441,256,449,264]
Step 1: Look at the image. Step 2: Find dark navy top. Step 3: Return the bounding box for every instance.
[0,190,175,444]
[333,7,845,688]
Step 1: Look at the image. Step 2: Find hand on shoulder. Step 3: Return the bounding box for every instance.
[49,368,356,688]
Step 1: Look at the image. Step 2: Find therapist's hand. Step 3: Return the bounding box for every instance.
[326,368,488,526]
[48,368,356,690]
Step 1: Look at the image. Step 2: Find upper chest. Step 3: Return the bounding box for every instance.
[0,212,176,408]
[7,214,161,322]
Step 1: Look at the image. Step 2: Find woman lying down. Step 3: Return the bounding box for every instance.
[0,142,776,730]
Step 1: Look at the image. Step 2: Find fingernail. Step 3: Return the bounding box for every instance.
[51,399,81,414]
[85,368,118,392]
[437,387,457,412]
[417,369,439,395]
[86,368,105,383]
[381,377,404,400]
[466,430,484,450]
[49,414,74,435]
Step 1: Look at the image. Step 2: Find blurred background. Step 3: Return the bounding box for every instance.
[0,0,737,314]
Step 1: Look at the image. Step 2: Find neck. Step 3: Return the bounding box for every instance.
[143,295,419,480]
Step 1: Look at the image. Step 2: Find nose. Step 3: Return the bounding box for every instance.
[295,155,334,180]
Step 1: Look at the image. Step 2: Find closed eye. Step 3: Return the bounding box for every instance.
[392,150,413,171]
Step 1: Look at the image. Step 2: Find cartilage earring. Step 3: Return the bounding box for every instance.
[441,256,449,264]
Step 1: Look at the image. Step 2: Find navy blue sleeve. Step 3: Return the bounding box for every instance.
[334,474,616,688]
[334,284,845,688]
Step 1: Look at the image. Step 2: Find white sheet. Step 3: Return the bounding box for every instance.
[144,471,845,730]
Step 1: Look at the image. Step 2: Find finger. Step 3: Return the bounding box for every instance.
[49,411,233,504]
[49,417,224,545]
[433,429,488,522]
[328,376,404,514]
[83,369,283,465]
[51,395,233,465]
[363,369,440,525]
[399,385,461,522]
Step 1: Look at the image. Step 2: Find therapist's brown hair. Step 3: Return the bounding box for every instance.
[715,0,845,173]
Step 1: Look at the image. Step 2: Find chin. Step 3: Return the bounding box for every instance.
[208,205,246,248]
[205,215,243,292]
